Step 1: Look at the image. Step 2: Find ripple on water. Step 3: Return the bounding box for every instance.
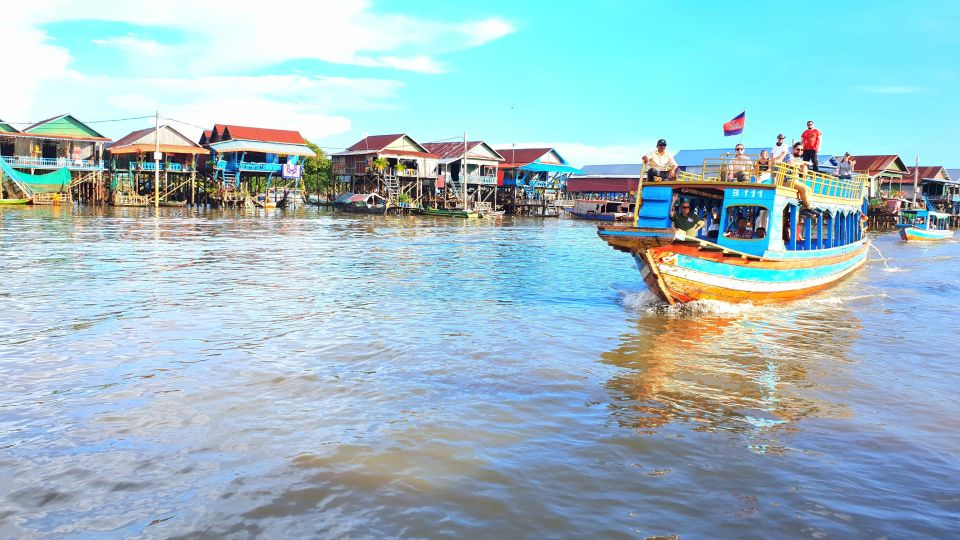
[1,207,959,538]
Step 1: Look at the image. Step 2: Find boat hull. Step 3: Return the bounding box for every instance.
[898,226,953,242]
[0,198,30,205]
[599,225,869,304]
[421,208,479,219]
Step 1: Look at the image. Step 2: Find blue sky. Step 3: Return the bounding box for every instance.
[3,0,958,167]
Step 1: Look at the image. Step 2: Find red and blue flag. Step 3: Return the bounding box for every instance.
[723,111,745,136]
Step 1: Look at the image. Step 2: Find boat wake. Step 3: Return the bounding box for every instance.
[617,289,886,317]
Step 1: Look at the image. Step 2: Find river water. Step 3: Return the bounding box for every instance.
[1,206,958,539]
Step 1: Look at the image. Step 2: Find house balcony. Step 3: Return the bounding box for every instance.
[130,161,191,172]
[464,174,497,185]
[215,160,283,173]
[2,155,103,171]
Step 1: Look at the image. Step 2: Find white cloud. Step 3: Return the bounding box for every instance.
[855,86,926,94]
[0,0,514,139]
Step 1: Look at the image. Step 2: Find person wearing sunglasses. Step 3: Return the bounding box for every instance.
[771,133,789,163]
[728,144,752,182]
[642,139,678,182]
[670,193,704,234]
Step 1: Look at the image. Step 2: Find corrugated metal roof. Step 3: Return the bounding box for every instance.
[850,155,905,175]
[220,125,307,145]
[519,162,584,174]
[22,113,109,140]
[110,125,204,151]
[422,141,504,161]
[946,169,959,182]
[904,166,947,180]
[347,134,405,152]
[494,148,554,167]
[208,139,315,157]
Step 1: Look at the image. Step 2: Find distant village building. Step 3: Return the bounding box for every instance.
[201,123,315,205]
[0,114,111,203]
[108,125,208,205]
[850,154,908,197]
[495,147,581,195]
[567,164,641,198]
[902,166,958,209]
[332,134,438,206]
[422,141,503,211]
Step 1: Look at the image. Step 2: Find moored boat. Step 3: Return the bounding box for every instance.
[421,207,480,219]
[896,208,954,241]
[597,157,871,305]
[567,199,631,221]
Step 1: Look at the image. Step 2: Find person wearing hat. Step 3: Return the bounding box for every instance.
[771,134,789,163]
[836,152,855,180]
[642,139,677,182]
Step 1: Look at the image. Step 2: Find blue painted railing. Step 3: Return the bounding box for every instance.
[2,155,102,170]
[215,160,282,173]
[133,162,188,172]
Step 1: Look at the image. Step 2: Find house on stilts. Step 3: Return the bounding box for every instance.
[421,140,503,213]
[0,114,111,204]
[108,125,208,206]
[331,134,438,211]
[494,147,582,215]
[202,124,315,207]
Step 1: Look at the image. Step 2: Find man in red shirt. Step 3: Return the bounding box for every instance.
[801,120,821,172]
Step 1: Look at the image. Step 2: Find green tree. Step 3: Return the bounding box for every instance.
[302,140,333,194]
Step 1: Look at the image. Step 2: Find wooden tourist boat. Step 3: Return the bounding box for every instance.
[896,208,954,241]
[567,199,631,221]
[597,158,871,305]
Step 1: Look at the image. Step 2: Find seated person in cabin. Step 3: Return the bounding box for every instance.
[707,208,720,240]
[727,145,753,182]
[726,217,754,239]
[642,139,678,182]
[754,227,767,239]
[670,194,704,233]
[929,219,937,229]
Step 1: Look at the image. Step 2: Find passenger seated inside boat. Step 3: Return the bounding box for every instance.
[727,217,753,239]
[670,196,704,233]
[754,227,767,239]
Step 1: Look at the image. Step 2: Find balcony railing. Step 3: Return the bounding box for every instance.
[132,162,190,172]
[464,174,497,185]
[2,155,102,170]
[215,160,283,173]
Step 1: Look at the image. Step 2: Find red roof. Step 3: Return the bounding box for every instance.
[850,155,904,175]
[904,166,946,180]
[347,134,405,152]
[567,177,635,193]
[219,124,307,145]
[199,129,213,144]
[422,141,504,161]
[495,147,552,168]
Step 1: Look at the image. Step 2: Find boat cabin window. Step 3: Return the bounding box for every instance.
[722,205,768,240]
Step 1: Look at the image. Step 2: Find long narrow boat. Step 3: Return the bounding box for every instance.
[421,207,480,219]
[0,198,30,205]
[597,157,871,305]
[896,208,954,241]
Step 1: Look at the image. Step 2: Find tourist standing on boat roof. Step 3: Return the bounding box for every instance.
[801,120,821,172]
[771,134,789,162]
[836,152,855,179]
[670,194,704,234]
[642,139,678,182]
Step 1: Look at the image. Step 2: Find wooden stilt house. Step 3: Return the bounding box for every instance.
[494,147,583,215]
[107,125,209,206]
[421,141,503,212]
[0,114,111,204]
[331,134,438,210]
[203,124,315,207]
